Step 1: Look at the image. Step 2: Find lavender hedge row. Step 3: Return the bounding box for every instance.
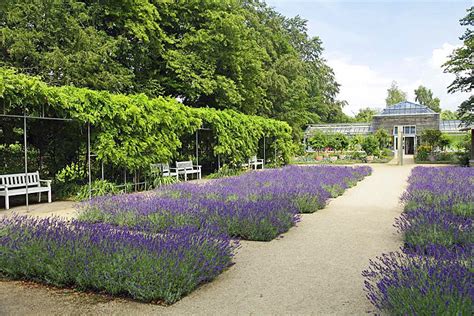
[78,165,372,241]
[363,167,473,314]
[0,216,235,304]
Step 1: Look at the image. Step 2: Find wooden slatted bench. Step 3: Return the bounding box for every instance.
[243,155,264,170]
[0,172,52,210]
[150,163,179,179]
[176,161,201,181]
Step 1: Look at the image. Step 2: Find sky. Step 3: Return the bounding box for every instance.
[265,0,472,116]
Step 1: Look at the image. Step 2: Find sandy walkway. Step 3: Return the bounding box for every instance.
[0,164,414,315]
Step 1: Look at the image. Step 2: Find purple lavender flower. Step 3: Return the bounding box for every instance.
[78,165,371,241]
[364,166,473,314]
[0,215,236,304]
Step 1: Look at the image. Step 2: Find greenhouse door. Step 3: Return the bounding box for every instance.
[404,137,414,155]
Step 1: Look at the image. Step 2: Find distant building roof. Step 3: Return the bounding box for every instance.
[375,101,437,116]
[439,120,465,133]
[305,123,371,136]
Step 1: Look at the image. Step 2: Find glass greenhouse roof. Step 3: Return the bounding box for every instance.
[305,123,372,136]
[439,120,463,133]
[376,101,436,116]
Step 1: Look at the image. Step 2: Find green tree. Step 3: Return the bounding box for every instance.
[421,129,443,151]
[444,6,473,125]
[414,85,441,112]
[385,81,407,106]
[354,107,378,122]
[440,110,459,120]
[0,0,348,141]
[308,131,327,153]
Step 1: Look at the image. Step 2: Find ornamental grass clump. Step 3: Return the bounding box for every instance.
[364,166,474,314]
[0,216,235,304]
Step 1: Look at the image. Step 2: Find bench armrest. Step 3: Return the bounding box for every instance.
[39,179,52,186]
[0,184,7,189]
[193,165,201,169]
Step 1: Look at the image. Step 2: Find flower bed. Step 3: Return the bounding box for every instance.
[78,165,372,241]
[363,166,473,314]
[0,216,235,304]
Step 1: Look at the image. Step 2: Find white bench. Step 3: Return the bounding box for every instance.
[150,163,178,179]
[0,172,52,210]
[176,161,201,181]
[244,155,264,170]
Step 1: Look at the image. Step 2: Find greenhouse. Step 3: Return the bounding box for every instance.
[304,101,466,154]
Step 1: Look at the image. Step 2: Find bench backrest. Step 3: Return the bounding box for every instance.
[176,161,193,170]
[151,163,170,173]
[0,172,40,189]
[249,155,258,163]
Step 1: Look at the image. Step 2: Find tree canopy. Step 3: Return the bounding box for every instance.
[354,107,378,122]
[440,110,459,120]
[0,0,348,139]
[385,81,407,106]
[444,6,473,125]
[414,85,441,112]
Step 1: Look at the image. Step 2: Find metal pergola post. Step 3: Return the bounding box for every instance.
[263,136,266,166]
[87,123,92,199]
[195,130,199,165]
[0,113,87,208]
[23,113,29,211]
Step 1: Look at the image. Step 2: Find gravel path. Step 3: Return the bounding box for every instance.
[0,164,413,315]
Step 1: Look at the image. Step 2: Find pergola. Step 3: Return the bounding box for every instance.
[1,112,275,210]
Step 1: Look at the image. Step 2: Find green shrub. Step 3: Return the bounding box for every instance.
[362,136,379,156]
[415,145,431,161]
[308,131,328,153]
[207,165,244,179]
[75,180,119,201]
[374,128,391,149]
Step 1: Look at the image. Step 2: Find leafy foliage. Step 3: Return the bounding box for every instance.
[0,0,348,138]
[75,180,120,201]
[354,107,378,122]
[440,109,459,120]
[361,135,380,156]
[308,131,328,152]
[420,129,444,151]
[385,81,407,106]
[374,128,391,149]
[444,6,473,125]
[414,85,441,112]
[0,68,293,170]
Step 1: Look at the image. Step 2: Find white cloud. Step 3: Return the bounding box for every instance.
[327,43,470,116]
[327,56,391,115]
[429,43,458,68]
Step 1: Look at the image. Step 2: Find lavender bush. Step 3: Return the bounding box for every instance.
[78,166,371,241]
[395,209,473,249]
[363,246,472,315]
[401,166,474,216]
[364,167,474,314]
[160,165,372,213]
[0,215,235,304]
